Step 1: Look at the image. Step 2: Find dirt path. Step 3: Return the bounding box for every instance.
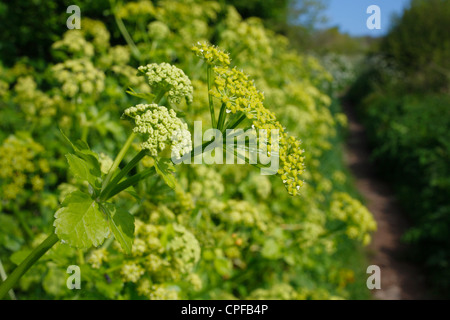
[341,100,430,300]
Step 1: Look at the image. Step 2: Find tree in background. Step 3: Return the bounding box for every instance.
[224,0,328,37]
[223,0,289,29]
[344,0,450,297]
[0,0,112,66]
[1,0,329,65]
[380,0,450,93]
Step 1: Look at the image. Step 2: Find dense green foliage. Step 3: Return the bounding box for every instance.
[0,0,375,300]
[346,0,450,296]
[380,0,450,93]
[0,0,113,65]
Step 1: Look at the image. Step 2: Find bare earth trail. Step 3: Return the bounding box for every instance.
[341,100,430,300]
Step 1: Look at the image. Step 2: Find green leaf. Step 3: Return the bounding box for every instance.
[126,87,156,102]
[74,139,90,151]
[66,153,99,188]
[60,129,78,151]
[60,130,102,180]
[102,203,134,255]
[154,158,176,189]
[54,190,109,249]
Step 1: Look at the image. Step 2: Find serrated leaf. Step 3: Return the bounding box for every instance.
[74,139,90,151]
[60,130,101,180]
[154,158,176,189]
[54,190,109,249]
[66,153,99,188]
[102,203,134,254]
[126,87,156,102]
[60,129,78,151]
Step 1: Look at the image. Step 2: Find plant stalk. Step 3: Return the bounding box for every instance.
[207,65,216,128]
[217,102,227,131]
[0,233,59,299]
[0,259,16,300]
[100,149,147,201]
[101,131,136,193]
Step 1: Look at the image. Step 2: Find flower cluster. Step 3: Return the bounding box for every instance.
[137,63,193,104]
[137,281,179,300]
[111,65,147,90]
[123,104,192,159]
[211,66,273,122]
[51,59,105,98]
[330,192,377,245]
[0,135,47,199]
[189,165,224,201]
[278,136,305,196]
[248,283,300,300]
[221,18,273,65]
[121,262,145,283]
[168,224,201,274]
[238,172,272,199]
[13,76,60,119]
[100,45,131,68]
[87,248,108,269]
[84,218,202,299]
[52,30,95,58]
[210,199,268,232]
[248,283,342,300]
[191,42,231,66]
[194,43,305,195]
[117,1,155,20]
[147,21,170,40]
[81,18,111,52]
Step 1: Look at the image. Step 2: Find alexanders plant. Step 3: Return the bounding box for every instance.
[0,43,306,298]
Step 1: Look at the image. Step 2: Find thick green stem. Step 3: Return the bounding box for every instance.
[207,65,216,128]
[0,259,16,300]
[105,167,156,200]
[217,102,227,131]
[100,149,147,201]
[102,132,136,193]
[186,140,217,163]
[153,89,166,104]
[101,84,166,199]
[0,233,59,299]
[226,113,247,131]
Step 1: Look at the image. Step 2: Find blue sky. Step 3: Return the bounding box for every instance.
[323,0,411,37]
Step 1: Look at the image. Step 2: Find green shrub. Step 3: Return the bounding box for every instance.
[380,0,450,93]
[360,92,450,295]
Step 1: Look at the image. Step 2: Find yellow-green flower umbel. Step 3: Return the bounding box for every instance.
[123,104,192,160]
[137,63,193,104]
[192,43,305,196]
